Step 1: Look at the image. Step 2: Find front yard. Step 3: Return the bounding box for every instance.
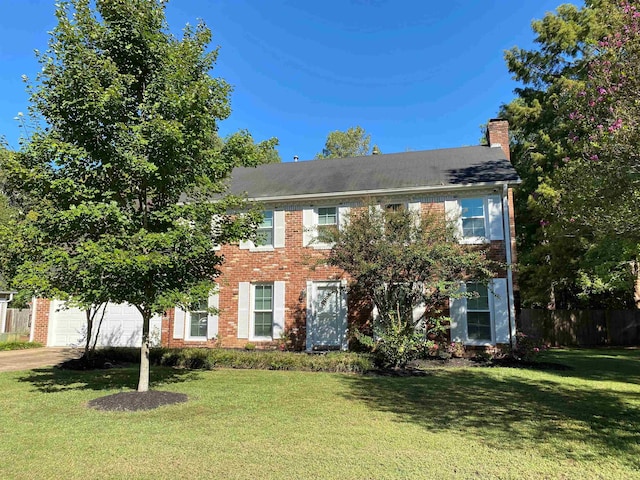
[1,349,638,479]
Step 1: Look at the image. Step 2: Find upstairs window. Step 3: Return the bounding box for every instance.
[317,207,337,242]
[317,207,337,227]
[256,210,274,246]
[461,198,486,238]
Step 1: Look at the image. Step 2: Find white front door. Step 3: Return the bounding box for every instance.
[306,281,347,351]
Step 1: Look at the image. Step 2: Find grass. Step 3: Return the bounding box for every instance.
[0,340,43,351]
[1,349,639,479]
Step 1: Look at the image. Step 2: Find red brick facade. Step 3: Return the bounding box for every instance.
[31,298,51,345]
[163,197,518,350]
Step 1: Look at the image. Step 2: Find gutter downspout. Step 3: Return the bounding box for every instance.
[502,184,517,348]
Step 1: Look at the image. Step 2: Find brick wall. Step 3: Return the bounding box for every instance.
[165,200,512,349]
[31,298,51,345]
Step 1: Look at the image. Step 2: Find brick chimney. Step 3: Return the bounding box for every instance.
[486,118,510,161]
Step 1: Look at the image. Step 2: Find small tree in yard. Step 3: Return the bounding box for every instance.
[0,0,277,391]
[325,205,495,368]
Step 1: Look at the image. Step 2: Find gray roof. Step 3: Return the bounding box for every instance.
[228,145,520,200]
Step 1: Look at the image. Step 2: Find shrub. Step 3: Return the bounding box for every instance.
[512,332,547,362]
[0,341,43,351]
[91,347,374,373]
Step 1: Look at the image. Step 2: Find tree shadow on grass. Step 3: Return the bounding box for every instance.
[18,366,201,393]
[339,369,640,469]
[539,348,640,384]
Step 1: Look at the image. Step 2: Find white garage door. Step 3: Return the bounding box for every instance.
[47,300,162,348]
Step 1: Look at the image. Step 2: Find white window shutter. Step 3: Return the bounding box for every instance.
[305,280,314,350]
[274,210,286,248]
[302,208,314,247]
[272,281,286,340]
[487,195,504,241]
[449,283,467,343]
[207,292,219,339]
[338,206,350,229]
[408,202,422,228]
[444,200,462,239]
[237,282,250,339]
[491,278,509,343]
[412,303,425,324]
[408,202,421,215]
[173,307,186,339]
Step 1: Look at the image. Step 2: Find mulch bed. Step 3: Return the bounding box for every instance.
[88,391,188,411]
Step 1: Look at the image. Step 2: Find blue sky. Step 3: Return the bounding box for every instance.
[0,0,578,162]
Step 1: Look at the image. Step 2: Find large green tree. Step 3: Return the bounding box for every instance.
[0,0,277,391]
[324,205,495,367]
[315,126,372,159]
[558,1,640,306]
[500,0,638,308]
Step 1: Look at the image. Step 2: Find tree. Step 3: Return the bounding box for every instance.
[559,1,640,306]
[500,0,638,308]
[0,0,277,391]
[324,204,495,367]
[315,126,372,159]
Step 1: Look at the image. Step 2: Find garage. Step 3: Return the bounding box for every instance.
[46,300,162,348]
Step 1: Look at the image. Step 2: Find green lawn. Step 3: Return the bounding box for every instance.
[1,349,639,479]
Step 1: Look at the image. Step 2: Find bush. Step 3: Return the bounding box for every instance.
[512,332,547,362]
[92,347,374,373]
[0,341,43,351]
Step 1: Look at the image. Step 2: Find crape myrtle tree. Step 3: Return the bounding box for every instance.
[500,0,639,308]
[1,0,277,391]
[324,204,495,367]
[559,1,640,307]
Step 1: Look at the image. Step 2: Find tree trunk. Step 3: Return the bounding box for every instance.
[84,309,92,359]
[137,311,151,392]
[633,259,640,310]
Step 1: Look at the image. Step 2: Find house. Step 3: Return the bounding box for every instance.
[30,119,520,351]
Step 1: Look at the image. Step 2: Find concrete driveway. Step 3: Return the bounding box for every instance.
[0,347,82,372]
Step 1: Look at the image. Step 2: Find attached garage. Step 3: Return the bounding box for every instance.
[46,300,162,348]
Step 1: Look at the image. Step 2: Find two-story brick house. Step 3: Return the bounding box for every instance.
[30,119,520,351]
[166,119,520,351]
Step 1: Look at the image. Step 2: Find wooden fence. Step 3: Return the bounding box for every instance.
[518,309,640,346]
[4,308,31,334]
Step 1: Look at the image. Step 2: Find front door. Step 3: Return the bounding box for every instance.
[307,281,347,351]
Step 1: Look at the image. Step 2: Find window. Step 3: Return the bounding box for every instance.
[461,198,486,238]
[466,282,491,341]
[189,299,208,338]
[316,207,337,243]
[256,210,273,246]
[317,207,337,227]
[253,284,273,338]
[385,203,405,213]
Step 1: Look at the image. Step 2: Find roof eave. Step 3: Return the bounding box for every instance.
[243,179,522,203]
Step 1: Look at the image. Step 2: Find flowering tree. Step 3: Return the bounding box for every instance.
[324,205,495,367]
[561,1,640,306]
